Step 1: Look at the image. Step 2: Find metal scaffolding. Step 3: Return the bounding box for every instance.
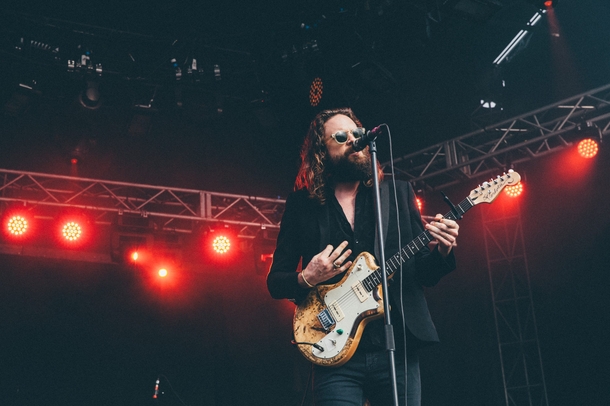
[384,82,610,190]
[0,169,285,239]
[378,85,610,405]
[480,200,549,406]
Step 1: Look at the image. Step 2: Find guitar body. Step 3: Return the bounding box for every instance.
[293,252,384,367]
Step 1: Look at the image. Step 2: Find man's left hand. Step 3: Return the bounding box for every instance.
[425,214,459,257]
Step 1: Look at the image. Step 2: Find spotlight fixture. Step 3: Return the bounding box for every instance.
[204,225,238,260]
[214,64,221,81]
[187,58,204,82]
[480,99,497,109]
[79,80,102,110]
[505,183,523,197]
[171,58,182,80]
[62,221,82,241]
[575,122,602,158]
[7,215,28,236]
[577,139,599,159]
[527,0,559,9]
[212,235,231,254]
[2,209,34,240]
[309,77,323,107]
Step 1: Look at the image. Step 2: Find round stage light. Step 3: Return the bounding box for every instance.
[212,235,231,254]
[505,183,523,198]
[7,215,28,236]
[158,268,168,277]
[577,138,598,159]
[62,221,82,241]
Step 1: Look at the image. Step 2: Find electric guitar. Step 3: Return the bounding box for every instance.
[292,170,521,367]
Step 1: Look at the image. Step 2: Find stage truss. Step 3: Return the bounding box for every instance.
[1,83,608,267]
[384,83,610,189]
[0,169,285,240]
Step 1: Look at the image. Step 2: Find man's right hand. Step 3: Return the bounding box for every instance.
[299,241,352,287]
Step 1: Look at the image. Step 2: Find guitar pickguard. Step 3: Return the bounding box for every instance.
[311,255,381,360]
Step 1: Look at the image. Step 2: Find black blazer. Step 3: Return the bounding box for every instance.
[267,180,456,345]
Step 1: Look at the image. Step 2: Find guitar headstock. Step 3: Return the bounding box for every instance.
[469,170,521,205]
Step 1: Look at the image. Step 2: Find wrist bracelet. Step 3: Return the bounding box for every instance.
[301,271,315,288]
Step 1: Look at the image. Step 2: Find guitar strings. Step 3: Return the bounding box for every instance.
[327,203,472,314]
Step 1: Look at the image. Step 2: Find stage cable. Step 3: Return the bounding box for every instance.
[385,125,409,406]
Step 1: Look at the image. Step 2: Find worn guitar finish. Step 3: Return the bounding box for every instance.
[293,171,521,367]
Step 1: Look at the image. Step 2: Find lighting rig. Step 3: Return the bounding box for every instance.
[0,169,285,277]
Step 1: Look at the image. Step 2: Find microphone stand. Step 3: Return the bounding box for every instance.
[368,139,400,406]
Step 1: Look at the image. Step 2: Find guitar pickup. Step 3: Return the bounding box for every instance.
[351,281,368,302]
[328,301,345,322]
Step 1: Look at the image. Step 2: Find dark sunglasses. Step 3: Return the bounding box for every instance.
[329,127,366,144]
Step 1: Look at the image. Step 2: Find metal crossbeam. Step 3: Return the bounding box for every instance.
[384,83,610,190]
[0,169,285,239]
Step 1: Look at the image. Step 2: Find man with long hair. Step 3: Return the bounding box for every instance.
[267,108,459,406]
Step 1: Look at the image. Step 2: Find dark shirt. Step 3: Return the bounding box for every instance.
[326,186,376,283]
[329,186,405,350]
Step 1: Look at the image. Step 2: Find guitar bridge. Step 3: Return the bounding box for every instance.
[316,308,336,331]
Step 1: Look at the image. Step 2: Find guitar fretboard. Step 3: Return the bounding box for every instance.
[360,196,474,292]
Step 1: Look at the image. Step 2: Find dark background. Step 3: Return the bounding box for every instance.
[1,0,609,405]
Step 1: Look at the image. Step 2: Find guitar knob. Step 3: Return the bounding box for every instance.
[336,329,344,335]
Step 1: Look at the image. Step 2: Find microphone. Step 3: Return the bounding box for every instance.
[352,125,383,152]
[153,377,160,399]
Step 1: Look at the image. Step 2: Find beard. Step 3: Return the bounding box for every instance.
[325,153,372,183]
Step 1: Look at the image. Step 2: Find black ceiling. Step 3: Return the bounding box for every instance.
[1,0,609,196]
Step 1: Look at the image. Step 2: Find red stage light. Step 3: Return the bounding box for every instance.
[544,0,552,6]
[62,221,82,241]
[416,197,423,213]
[505,183,523,198]
[7,215,28,236]
[577,138,598,159]
[131,251,139,261]
[212,235,231,254]
[158,268,168,277]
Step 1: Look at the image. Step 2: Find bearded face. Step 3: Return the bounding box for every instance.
[324,151,372,183]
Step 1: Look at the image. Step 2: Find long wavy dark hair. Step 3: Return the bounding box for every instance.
[294,107,384,204]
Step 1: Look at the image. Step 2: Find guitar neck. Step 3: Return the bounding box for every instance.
[360,196,474,292]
